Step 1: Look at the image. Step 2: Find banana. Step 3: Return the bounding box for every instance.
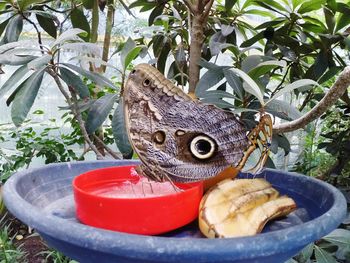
[199,178,296,238]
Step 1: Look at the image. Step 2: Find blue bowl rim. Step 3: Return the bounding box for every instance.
[3,160,347,261]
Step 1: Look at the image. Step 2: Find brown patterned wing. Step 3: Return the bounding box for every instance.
[237,114,273,174]
[124,64,249,182]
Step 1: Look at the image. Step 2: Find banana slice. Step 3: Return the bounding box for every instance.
[199,178,296,238]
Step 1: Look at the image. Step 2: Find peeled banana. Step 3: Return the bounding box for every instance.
[199,178,296,238]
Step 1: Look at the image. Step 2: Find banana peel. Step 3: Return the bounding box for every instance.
[199,178,296,238]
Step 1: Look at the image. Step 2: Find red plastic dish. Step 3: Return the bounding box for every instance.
[73,165,203,235]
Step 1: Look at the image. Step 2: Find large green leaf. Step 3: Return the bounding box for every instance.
[0,54,38,65]
[60,42,101,56]
[27,55,51,70]
[225,0,237,10]
[61,63,116,89]
[324,6,335,33]
[86,93,118,134]
[195,68,225,97]
[265,99,302,121]
[298,0,326,14]
[18,0,46,10]
[11,68,45,126]
[82,0,94,9]
[201,97,234,109]
[123,46,144,71]
[229,68,265,106]
[120,37,136,70]
[323,229,350,248]
[36,14,57,39]
[2,15,23,44]
[314,245,338,263]
[59,67,90,99]
[209,31,226,55]
[336,13,350,32]
[71,7,90,42]
[223,68,244,99]
[0,64,29,98]
[112,98,133,159]
[267,79,320,104]
[248,60,286,79]
[52,28,86,47]
[0,17,11,38]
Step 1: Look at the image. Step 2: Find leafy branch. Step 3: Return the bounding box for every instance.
[273,67,350,133]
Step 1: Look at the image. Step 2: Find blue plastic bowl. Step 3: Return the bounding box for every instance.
[3,160,347,263]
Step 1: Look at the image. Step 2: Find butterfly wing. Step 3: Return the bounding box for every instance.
[124,64,249,182]
[238,114,273,174]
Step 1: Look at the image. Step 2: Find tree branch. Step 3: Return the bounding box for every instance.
[21,15,44,54]
[92,134,122,159]
[273,66,350,133]
[188,0,214,95]
[47,68,104,159]
[182,0,195,13]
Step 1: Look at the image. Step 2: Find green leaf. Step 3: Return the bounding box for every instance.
[27,54,51,70]
[71,7,90,42]
[221,24,235,37]
[256,0,288,13]
[201,97,234,109]
[267,79,320,104]
[323,229,350,248]
[195,68,225,97]
[36,14,57,39]
[0,17,11,38]
[60,42,101,56]
[229,68,265,106]
[314,245,338,263]
[112,98,133,159]
[223,68,244,99]
[2,15,23,44]
[197,58,220,70]
[336,13,350,32]
[86,93,118,134]
[82,0,94,9]
[265,99,302,121]
[120,37,136,70]
[0,64,29,98]
[225,0,237,10]
[245,9,276,18]
[61,63,116,89]
[70,55,119,71]
[52,28,86,47]
[324,6,335,33]
[59,67,90,99]
[209,31,226,55]
[123,46,144,71]
[248,60,287,79]
[241,55,265,73]
[0,54,38,65]
[18,0,46,10]
[149,4,164,26]
[11,68,45,126]
[298,0,326,14]
[298,243,315,262]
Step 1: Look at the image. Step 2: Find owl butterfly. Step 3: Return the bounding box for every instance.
[123,64,272,183]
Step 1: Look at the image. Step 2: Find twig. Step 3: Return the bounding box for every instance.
[43,4,70,13]
[21,15,44,54]
[92,134,122,159]
[273,66,350,133]
[203,0,214,18]
[47,68,104,159]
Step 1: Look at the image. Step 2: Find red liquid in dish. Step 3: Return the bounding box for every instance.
[87,168,178,198]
